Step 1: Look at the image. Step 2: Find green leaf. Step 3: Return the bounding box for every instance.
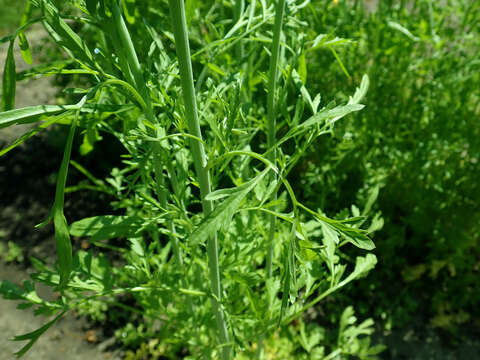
[12,311,65,357]
[316,216,375,251]
[338,254,377,288]
[298,52,307,84]
[291,69,316,114]
[70,215,145,241]
[53,211,73,289]
[39,0,95,67]
[2,40,16,111]
[18,32,32,64]
[348,74,369,105]
[0,97,85,129]
[189,168,271,245]
[52,113,78,289]
[228,271,262,287]
[0,116,58,157]
[298,103,364,131]
[0,280,43,304]
[388,21,420,42]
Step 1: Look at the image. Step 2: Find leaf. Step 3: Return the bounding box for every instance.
[189,167,271,245]
[291,69,315,114]
[228,271,262,287]
[18,1,32,64]
[0,116,58,157]
[0,280,43,304]
[0,96,86,129]
[122,0,136,24]
[321,223,338,273]
[316,216,375,251]
[18,32,32,64]
[2,40,16,111]
[299,103,364,131]
[348,74,369,105]
[338,254,377,288]
[388,21,420,42]
[12,311,65,357]
[53,212,73,289]
[70,215,145,241]
[298,52,307,84]
[40,0,95,67]
[52,113,78,289]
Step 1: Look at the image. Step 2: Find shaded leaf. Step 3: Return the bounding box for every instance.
[2,40,16,111]
[70,215,145,241]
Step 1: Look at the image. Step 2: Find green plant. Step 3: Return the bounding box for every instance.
[0,0,380,358]
[296,0,480,338]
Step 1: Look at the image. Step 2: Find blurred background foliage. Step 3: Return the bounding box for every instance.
[1,0,479,358]
[298,0,480,337]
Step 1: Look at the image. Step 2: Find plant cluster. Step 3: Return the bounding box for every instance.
[296,0,480,335]
[0,0,383,358]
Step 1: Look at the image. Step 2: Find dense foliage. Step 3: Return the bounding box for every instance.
[300,0,480,334]
[1,0,479,358]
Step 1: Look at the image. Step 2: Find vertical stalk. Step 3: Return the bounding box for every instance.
[258,0,286,358]
[266,0,286,284]
[111,3,184,268]
[167,1,231,359]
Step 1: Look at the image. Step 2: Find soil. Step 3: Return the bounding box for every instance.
[0,25,119,360]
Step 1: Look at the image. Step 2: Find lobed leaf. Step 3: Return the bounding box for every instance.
[189,167,271,245]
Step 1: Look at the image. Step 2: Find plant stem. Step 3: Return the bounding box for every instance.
[167,1,231,359]
[111,3,184,268]
[258,0,286,358]
[265,0,286,277]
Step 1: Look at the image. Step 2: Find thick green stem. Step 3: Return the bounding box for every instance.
[259,0,286,358]
[167,1,231,359]
[111,3,184,268]
[266,0,286,289]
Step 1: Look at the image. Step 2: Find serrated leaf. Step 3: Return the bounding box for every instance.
[189,168,270,245]
[228,271,262,287]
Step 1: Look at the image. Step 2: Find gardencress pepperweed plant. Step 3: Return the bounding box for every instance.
[0,0,382,358]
